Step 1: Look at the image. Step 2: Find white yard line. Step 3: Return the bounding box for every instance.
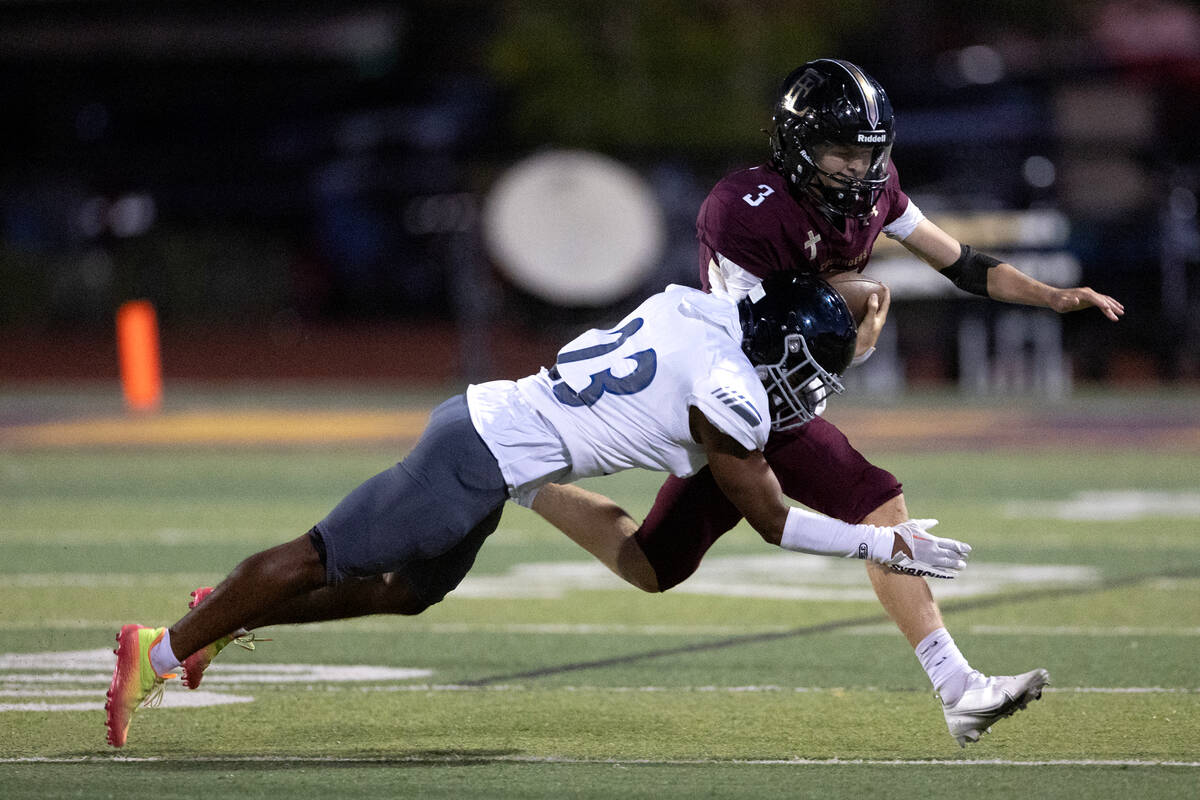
[1,754,1198,767]
[2,666,1193,714]
[965,625,1200,636]
[1,560,1103,603]
[1,573,220,588]
[5,619,1199,636]
[0,689,253,712]
[1005,490,1200,521]
[337,684,1198,694]
[3,683,1194,696]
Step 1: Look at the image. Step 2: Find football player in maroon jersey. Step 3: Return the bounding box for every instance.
[538,58,1121,745]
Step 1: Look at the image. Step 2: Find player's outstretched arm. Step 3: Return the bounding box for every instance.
[530,483,660,592]
[901,219,1125,321]
[693,408,970,578]
[787,510,972,580]
[987,263,1125,321]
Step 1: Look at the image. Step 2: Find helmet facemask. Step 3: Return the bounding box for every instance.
[739,272,858,432]
[801,139,892,220]
[756,331,847,431]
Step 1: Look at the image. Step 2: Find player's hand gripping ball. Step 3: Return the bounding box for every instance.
[825,272,889,326]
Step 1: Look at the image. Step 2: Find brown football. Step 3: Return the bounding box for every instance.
[824,272,888,325]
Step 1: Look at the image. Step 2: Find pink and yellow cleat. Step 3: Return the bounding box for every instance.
[104,624,175,748]
[181,587,261,690]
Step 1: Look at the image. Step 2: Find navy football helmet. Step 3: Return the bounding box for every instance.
[768,58,895,219]
[739,272,857,430]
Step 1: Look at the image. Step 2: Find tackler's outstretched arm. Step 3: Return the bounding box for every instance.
[692,407,971,579]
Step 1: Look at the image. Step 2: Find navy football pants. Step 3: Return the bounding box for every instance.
[314,395,508,605]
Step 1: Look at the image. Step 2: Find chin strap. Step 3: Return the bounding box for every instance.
[851,346,875,367]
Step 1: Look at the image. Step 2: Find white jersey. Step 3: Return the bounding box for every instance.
[467,284,771,506]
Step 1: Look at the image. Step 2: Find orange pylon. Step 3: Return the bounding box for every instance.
[116,300,163,412]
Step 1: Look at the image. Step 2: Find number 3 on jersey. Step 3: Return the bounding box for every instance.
[742,184,774,206]
[552,317,657,408]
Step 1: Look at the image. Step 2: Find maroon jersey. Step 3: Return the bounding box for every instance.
[696,161,911,287]
[636,163,909,590]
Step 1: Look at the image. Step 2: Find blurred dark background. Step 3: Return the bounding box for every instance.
[1,0,1197,388]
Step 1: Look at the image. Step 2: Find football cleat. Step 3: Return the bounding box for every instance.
[941,668,1051,747]
[105,624,175,748]
[181,587,261,690]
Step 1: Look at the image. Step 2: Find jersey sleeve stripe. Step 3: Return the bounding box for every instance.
[711,387,762,426]
[690,396,765,452]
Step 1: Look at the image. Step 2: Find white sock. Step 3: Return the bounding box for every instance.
[915,627,972,704]
[149,629,181,677]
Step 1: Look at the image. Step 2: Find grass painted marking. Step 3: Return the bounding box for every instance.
[5,573,238,588]
[2,755,1198,767]
[1005,490,1200,520]
[0,690,252,712]
[0,649,432,712]
[331,684,1198,695]
[3,559,1099,603]
[452,556,1097,601]
[5,619,1200,638]
[966,625,1200,636]
[458,563,1200,686]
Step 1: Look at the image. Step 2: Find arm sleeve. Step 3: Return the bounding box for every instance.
[883,200,925,241]
[708,252,765,302]
[780,505,884,559]
[880,162,924,239]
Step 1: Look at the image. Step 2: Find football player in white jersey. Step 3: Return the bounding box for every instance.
[103,273,970,748]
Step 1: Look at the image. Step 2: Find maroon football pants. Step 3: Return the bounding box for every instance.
[634,416,902,590]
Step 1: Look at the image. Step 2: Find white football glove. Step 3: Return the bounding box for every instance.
[875,519,971,579]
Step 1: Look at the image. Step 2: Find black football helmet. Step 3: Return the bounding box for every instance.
[739,272,857,430]
[768,58,895,219]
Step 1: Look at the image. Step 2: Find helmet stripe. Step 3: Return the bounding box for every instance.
[824,59,880,129]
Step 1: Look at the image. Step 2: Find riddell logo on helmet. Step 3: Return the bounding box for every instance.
[857,132,887,143]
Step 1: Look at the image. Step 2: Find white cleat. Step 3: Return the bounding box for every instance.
[941,668,1050,747]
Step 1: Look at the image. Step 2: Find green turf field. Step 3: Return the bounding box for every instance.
[1,388,1198,798]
